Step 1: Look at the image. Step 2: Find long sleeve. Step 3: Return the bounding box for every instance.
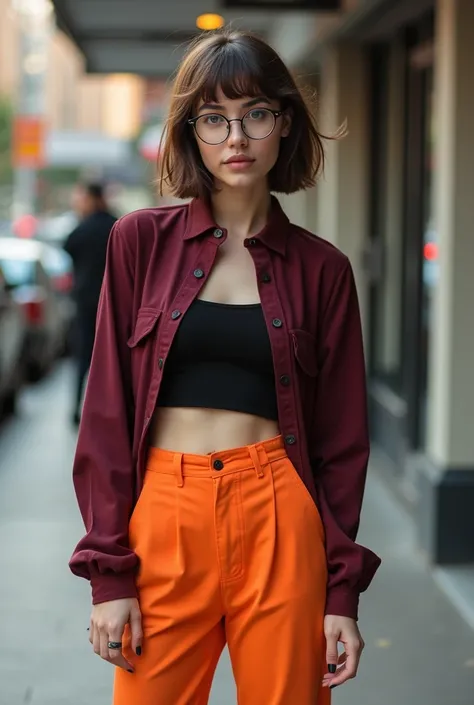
[68,221,139,604]
[311,259,381,619]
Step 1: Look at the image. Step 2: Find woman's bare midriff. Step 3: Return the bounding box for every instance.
[149,406,280,455]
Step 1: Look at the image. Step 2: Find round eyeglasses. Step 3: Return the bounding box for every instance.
[188,108,284,145]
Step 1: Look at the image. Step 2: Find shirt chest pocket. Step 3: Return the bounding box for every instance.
[127,308,162,348]
[290,328,319,378]
[127,308,162,391]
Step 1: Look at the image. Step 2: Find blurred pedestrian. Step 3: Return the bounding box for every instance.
[69,28,381,704]
[64,182,117,426]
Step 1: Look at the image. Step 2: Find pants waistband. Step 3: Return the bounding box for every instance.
[147,434,287,485]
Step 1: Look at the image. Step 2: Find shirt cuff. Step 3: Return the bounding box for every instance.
[90,572,138,605]
[325,585,360,620]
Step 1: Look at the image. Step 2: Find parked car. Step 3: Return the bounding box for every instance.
[0,238,74,380]
[40,242,76,353]
[0,263,26,415]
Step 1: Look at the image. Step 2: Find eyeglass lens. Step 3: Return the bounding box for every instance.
[194,109,276,144]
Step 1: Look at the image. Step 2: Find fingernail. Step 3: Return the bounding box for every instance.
[127,669,134,674]
[328,664,337,674]
[136,646,142,656]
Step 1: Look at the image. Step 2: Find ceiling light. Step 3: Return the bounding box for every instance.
[196,13,225,30]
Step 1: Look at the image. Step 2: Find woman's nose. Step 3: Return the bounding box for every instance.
[226,120,248,147]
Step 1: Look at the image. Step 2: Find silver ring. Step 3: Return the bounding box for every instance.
[107,641,122,650]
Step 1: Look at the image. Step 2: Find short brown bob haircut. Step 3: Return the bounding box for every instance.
[159,28,332,200]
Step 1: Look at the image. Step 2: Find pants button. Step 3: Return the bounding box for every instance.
[213,459,224,471]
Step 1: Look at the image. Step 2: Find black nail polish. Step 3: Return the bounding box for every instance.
[136,646,142,656]
[328,664,337,674]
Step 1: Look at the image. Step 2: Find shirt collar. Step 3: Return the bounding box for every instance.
[184,196,290,257]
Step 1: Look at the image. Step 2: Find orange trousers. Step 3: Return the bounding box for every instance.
[113,435,331,705]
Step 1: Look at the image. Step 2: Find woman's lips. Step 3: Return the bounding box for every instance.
[224,157,255,170]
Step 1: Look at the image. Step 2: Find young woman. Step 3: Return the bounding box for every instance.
[69,27,381,705]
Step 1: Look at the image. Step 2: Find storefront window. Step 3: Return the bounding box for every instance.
[366,9,436,460]
[368,15,435,454]
[419,67,436,446]
[400,31,435,451]
[368,42,404,394]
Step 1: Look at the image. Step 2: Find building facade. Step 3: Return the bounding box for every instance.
[0,0,144,140]
[273,0,474,620]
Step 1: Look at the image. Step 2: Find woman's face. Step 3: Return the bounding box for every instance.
[193,87,291,194]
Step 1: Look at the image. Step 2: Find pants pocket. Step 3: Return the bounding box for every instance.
[282,458,326,544]
[128,472,151,541]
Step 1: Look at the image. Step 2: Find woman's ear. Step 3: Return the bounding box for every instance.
[281,109,292,138]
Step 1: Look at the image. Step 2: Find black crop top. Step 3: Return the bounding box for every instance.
[157,299,279,420]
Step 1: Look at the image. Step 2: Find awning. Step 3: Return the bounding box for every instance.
[50,0,342,76]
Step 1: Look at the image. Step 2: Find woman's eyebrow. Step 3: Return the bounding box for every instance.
[198,102,223,113]
[243,97,271,108]
[197,96,271,113]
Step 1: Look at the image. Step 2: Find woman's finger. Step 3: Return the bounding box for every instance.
[323,652,346,673]
[325,630,339,674]
[92,624,101,656]
[99,625,110,660]
[322,651,347,684]
[326,638,363,688]
[129,604,143,657]
[107,625,135,673]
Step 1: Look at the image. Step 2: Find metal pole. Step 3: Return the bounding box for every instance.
[12,0,52,220]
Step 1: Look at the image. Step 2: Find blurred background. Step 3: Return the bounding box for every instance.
[0,1,473,704]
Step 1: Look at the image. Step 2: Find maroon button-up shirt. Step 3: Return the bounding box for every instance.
[69,196,381,620]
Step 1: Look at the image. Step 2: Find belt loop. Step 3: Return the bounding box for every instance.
[173,453,184,487]
[248,445,264,479]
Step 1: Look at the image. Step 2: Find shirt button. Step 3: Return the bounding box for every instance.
[158,358,164,369]
[261,273,271,283]
[171,310,181,320]
[214,228,224,239]
[272,318,283,328]
[213,459,224,471]
[194,268,204,279]
[280,374,290,386]
[285,434,296,445]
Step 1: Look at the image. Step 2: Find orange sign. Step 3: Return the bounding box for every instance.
[12,116,46,168]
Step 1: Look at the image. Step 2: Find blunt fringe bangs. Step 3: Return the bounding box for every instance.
[159,28,340,199]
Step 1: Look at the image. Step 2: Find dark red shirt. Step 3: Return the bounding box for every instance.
[69,196,381,620]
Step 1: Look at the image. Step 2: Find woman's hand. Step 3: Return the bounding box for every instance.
[89,598,143,673]
[322,615,365,689]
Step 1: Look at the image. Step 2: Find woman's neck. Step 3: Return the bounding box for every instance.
[210,183,272,241]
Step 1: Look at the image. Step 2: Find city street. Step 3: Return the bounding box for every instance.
[1,361,473,705]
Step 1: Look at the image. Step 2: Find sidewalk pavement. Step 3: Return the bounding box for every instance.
[0,361,473,705]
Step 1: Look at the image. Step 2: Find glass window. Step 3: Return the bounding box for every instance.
[418,66,436,447]
[400,39,435,450]
[368,41,405,394]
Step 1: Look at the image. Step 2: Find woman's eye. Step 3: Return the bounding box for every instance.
[204,114,225,125]
[248,109,266,120]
